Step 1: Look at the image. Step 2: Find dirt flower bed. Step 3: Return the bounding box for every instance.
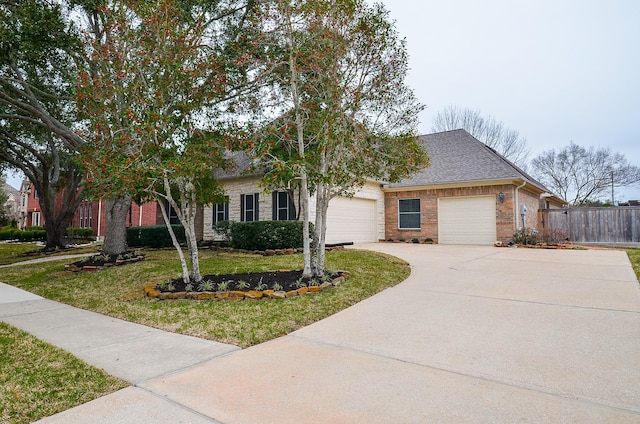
[146,269,349,301]
[65,251,145,272]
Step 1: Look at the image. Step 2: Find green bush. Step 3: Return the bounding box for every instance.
[127,225,186,248]
[20,231,35,241]
[66,227,95,239]
[33,229,46,240]
[229,221,310,250]
[0,230,14,240]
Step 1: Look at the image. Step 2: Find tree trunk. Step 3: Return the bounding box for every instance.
[182,200,202,283]
[311,185,330,277]
[158,199,191,284]
[37,165,84,252]
[102,195,131,256]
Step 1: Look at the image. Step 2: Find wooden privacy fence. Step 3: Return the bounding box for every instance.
[540,207,640,243]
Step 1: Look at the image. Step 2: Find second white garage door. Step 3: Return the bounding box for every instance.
[325,197,377,244]
[438,196,496,245]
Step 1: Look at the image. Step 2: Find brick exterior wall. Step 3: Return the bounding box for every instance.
[384,184,531,244]
[516,189,541,229]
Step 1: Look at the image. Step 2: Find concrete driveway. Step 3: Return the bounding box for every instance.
[29,244,640,423]
[138,244,640,423]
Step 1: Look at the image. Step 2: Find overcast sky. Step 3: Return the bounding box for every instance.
[5,0,640,200]
[378,0,640,201]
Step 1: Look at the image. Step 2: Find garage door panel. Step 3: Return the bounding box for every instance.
[326,197,376,244]
[438,196,496,245]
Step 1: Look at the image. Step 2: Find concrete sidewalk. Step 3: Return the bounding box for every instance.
[2,244,640,423]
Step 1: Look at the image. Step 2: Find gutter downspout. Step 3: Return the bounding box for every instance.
[514,178,527,230]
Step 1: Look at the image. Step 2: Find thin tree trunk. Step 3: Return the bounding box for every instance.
[102,195,131,256]
[286,9,312,277]
[158,198,190,284]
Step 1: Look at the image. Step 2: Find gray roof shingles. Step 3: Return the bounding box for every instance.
[389,129,545,190]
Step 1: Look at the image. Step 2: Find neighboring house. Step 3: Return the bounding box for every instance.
[18,178,165,238]
[2,183,21,223]
[384,130,565,245]
[19,179,40,229]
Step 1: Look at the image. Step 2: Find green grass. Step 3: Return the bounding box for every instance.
[0,248,410,348]
[0,322,128,424]
[625,248,640,281]
[0,242,101,266]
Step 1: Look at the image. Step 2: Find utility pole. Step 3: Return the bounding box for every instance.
[611,170,614,205]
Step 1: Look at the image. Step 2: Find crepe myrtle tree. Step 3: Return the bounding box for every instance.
[77,0,257,283]
[250,0,428,277]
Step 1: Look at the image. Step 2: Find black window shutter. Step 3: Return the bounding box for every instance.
[272,192,278,221]
[240,194,245,222]
[288,192,296,220]
[255,193,259,221]
[224,202,229,221]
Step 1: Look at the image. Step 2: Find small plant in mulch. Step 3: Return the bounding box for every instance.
[156,270,344,294]
[65,250,145,271]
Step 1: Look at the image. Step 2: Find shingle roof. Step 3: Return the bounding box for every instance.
[388,129,547,190]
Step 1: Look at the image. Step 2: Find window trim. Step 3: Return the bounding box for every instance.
[213,196,230,226]
[398,198,421,230]
[272,191,296,221]
[241,193,259,222]
[32,211,41,227]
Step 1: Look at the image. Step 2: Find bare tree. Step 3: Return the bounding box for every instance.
[431,105,529,167]
[530,142,640,205]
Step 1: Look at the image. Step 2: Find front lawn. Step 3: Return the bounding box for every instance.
[0,242,101,266]
[626,248,640,281]
[0,248,410,348]
[0,322,127,424]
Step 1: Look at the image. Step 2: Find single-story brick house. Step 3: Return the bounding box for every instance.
[202,129,564,245]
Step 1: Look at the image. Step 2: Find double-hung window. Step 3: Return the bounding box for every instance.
[212,196,230,225]
[398,198,421,229]
[241,193,259,222]
[272,191,296,220]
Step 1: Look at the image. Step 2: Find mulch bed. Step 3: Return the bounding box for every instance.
[161,270,341,293]
[65,251,145,272]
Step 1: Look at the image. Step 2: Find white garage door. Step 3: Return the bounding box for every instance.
[325,197,377,244]
[438,196,496,245]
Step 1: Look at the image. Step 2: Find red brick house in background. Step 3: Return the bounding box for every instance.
[19,179,165,239]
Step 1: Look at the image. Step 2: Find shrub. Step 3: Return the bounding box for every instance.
[512,227,539,245]
[538,228,568,245]
[0,230,14,240]
[20,231,35,241]
[212,220,233,241]
[229,221,311,250]
[127,225,186,248]
[66,227,95,240]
